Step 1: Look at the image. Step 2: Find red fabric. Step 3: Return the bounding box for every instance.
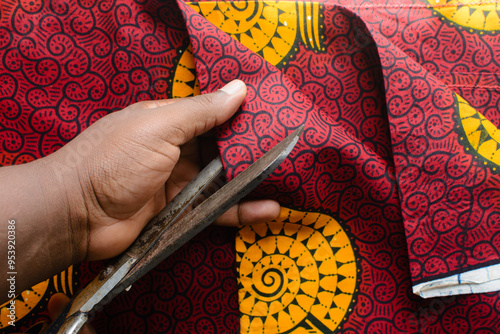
[179,0,500,332]
[0,1,238,332]
[356,0,500,285]
[181,0,500,285]
[2,0,500,332]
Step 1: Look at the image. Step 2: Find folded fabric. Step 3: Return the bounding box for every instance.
[182,0,500,299]
[2,0,500,333]
[0,1,239,332]
[179,0,500,331]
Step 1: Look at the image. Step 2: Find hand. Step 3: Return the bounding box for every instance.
[50,79,280,261]
[0,80,280,297]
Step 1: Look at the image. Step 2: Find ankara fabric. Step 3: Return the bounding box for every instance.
[1,0,500,333]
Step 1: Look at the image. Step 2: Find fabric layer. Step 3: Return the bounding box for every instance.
[2,0,500,333]
[0,1,237,331]
[180,0,500,332]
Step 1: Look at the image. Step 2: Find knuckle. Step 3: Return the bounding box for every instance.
[166,121,190,143]
[192,92,218,108]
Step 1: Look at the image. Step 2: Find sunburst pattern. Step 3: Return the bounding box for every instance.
[172,44,200,98]
[458,94,500,168]
[0,266,76,328]
[429,0,500,31]
[236,208,357,333]
[0,280,48,328]
[189,1,324,65]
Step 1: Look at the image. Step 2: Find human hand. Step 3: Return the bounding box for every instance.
[0,80,280,297]
[46,79,280,262]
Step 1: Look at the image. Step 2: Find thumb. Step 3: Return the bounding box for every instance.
[146,79,247,146]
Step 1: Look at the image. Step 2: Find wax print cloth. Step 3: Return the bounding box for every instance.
[2,0,500,333]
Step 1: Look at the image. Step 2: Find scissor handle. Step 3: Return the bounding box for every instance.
[44,300,88,334]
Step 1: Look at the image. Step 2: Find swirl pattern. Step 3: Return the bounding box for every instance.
[4,0,500,332]
[457,94,500,168]
[179,0,500,332]
[237,208,357,333]
[189,1,324,65]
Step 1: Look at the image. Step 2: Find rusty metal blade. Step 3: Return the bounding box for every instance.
[47,125,304,334]
[112,125,304,299]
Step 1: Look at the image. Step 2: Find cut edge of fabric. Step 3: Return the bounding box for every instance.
[413,263,500,298]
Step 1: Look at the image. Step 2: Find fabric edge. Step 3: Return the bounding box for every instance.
[413,263,500,298]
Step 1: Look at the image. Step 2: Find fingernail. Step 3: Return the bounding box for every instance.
[220,80,245,95]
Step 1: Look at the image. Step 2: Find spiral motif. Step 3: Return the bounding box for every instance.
[252,266,287,299]
[0,280,49,328]
[236,208,357,333]
[191,1,296,66]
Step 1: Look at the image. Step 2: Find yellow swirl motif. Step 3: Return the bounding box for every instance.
[236,208,357,333]
[428,0,500,32]
[188,1,324,65]
[458,94,500,168]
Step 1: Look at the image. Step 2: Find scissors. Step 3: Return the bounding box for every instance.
[46,125,304,334]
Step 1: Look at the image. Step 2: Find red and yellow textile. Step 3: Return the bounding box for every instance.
[1,0,500,333]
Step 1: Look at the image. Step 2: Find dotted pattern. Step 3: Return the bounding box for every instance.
[0,1,240,333]
[3,0,500,332]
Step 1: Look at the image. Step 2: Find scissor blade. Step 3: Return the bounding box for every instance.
[47,124,303,334]
[114,125,304,292]
[46,159,225,334]
[126,156,224,259]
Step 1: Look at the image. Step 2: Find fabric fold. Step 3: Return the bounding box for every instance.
[176,0,500,329]
[358,6,500,297]
[179,0,500,301]
[3,0,500,332]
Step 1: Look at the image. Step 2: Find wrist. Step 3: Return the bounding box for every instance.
[40,153,89,265]
[0,156,88,293]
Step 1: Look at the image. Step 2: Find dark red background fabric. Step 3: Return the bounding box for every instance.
[180,0,500,332]
[0,1,239,332]
[357,1,500,285]
[2,0,500,332]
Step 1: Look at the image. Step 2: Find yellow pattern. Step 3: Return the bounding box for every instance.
[172,44,200,98]
[236,208,357,333]
[188,1,324,66]
[0,266,76,328]
[429,0,500,31]
[458,94,500,167]
[0,280,49,328]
